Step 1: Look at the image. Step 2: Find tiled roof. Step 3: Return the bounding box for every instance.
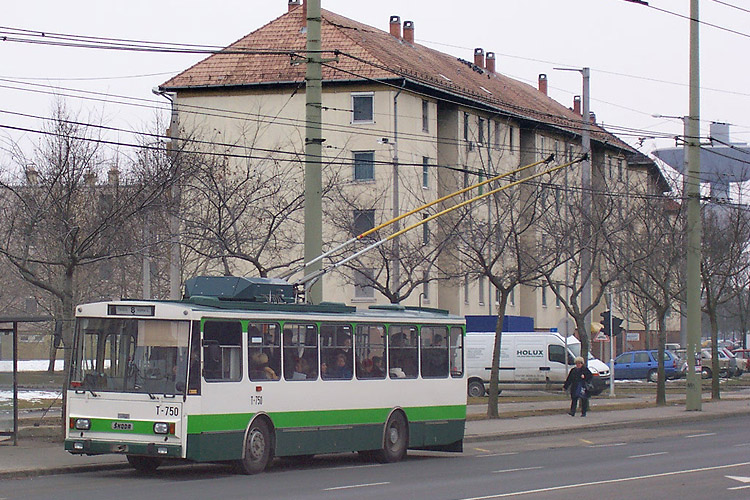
[161,6,630,150]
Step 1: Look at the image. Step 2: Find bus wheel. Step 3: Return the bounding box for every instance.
[377,411,408,463]
[126,455,161,473]
[236,419,272,474]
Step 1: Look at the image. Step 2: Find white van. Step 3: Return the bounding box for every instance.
[465,331,610,397]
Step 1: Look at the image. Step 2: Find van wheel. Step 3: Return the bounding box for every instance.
[467,380,485,398]
[375,412,408,463]
[235,419,272,474]
[126,455,161,473]
[647,369,658,383]
[701,367,712,379]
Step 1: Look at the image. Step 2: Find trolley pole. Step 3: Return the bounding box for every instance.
[304,0,323,304]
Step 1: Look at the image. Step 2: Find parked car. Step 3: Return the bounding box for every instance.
[721,347,745,376]
[613,350,679,382]
[699,348,737,378]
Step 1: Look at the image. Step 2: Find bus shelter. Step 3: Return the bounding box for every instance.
[0,316,53,446]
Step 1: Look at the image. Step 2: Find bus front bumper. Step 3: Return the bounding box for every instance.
[65,439,182,458]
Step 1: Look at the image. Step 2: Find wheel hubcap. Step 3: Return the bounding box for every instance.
[249,430,265,460]
[388,425,399,446]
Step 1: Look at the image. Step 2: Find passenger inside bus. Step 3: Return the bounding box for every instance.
[249,351,278,380]
[325,352,352,379]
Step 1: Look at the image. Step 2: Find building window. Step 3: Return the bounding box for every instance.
[478,117,485,145]
[353,151,375,181]
[541,284,547,307]
[509,126,514,152]
[422,271,430,301]
[464,275,470,305]
[618,159,624,181]
[352,93,374,123]
[479,276,485,305]
[354,268,375,298]
[494,121,501,149]
[540,136,545,160]
[509,287,515,307]
[353,209,375,237]
[463,113,470,141]
[422,214,429,245]
[463,169,470,189]
[422,157,430,188]
[422,99,429,132]
[554,140,559,161]
[567,143,573,162]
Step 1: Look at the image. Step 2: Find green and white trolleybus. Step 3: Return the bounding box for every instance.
[65,276,466,473]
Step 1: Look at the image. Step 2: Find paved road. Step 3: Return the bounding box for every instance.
[3,415,750,500]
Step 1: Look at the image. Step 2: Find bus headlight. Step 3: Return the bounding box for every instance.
[153,422,170,434]
[74,418,91,430]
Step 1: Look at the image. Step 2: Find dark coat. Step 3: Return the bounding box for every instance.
[563,365,593,397]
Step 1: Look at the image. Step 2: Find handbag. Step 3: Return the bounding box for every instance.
[584,380,595,396]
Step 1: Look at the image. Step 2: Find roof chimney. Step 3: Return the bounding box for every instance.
[474,48,485,69]
[390,15,402,39]
[485,52,496,73]
[538,74,548,95]
[589,111,596,124]
[288,0,301,12]
[403,20,414,44]
[573,95,581,115]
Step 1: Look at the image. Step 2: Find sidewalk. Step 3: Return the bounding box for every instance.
[2,391,750,479]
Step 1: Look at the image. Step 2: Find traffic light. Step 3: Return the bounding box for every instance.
[611,315,623,336]
[600,311,611,336]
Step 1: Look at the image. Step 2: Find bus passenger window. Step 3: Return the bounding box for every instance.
[321,324,353,380]
[421,326,449,378]
[187,321,201,395]
[388,325,418,379]
[450,326,464,377]
[283,323,318,381]
[248,323,280,381]
[203,320,242,382]
[355,324,386,380]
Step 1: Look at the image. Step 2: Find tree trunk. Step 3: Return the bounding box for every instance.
[656,314,667,406]
[709,309,721,400]
[487,290,510,418]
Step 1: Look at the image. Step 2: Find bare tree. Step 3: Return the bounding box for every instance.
[618,194,684,405]
[449,165,560,417]
[0,101,180,428]
[700,202,750,399]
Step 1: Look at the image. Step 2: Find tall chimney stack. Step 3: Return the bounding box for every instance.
[474,48,485,69]
[485,52,496,73]
[288,0,301,12]
[390,15,401,39]
[403,20,414,44]
[538,74,548,95]
[573,95,581,115]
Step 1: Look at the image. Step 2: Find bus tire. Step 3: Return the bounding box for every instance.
[376,411,408,463]
[126,455,161,473]
[235,419,273,474]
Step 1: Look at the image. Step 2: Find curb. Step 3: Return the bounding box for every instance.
[464,407,750,443]
[0,463,130,480]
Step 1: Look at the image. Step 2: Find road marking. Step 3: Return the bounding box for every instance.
[733,443,750,447]
[588,442,627,448]
[456,461,750,500]
[335,463,383,470]
[686,432,716,438]
[629,452,668,459]
[478,452,518,458]
[726,475,750,484]
[492,466,543,474]
[728,485,750,491]
[580,439,594,444]
[474,447,491,452]
[323,482,390,491]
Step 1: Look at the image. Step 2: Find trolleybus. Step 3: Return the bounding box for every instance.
[65,276,466,474]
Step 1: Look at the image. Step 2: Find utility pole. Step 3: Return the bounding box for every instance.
[685,0,702,411]
[554,66,592,346]
[581,68,592,345]
[304,0,323,304]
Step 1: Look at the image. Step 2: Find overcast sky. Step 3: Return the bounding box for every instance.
[2,0,748,168]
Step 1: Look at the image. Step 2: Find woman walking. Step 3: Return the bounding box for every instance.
[563,356,593,417]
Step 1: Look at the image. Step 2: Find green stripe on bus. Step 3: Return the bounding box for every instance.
[186,405,466,434]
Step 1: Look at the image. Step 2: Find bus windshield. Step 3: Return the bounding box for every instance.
[70,317,190,396]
